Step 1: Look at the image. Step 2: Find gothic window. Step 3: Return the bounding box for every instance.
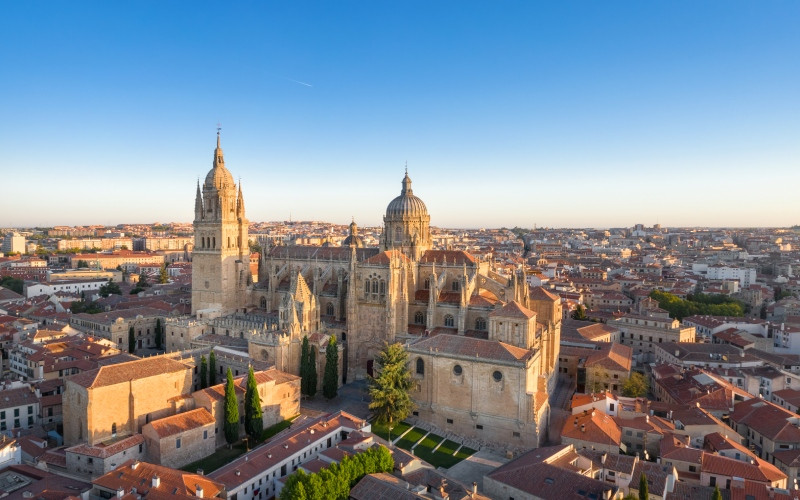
[212,237,216,249]
[326,303,334,316]
[227,236,231,248]
[111,423,117,437]
[260,297,267,309]
[372,279,379,294]
[395,226,402,240]
[476,317,487,330]
[444,314,454,327]
[452,280,460,291]
[379,280,385,295]
[365,279,370,294]
[415,311,425,324]
[416,358,424,375]
[424,278,430,289]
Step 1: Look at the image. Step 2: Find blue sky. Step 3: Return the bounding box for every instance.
[1,2,798,228]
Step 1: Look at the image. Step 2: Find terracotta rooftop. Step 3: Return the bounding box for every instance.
[93,459,224,499]
[147,408,215,438]
[490,300,535,319]
[407,333,534,364]
[67,356,189,389]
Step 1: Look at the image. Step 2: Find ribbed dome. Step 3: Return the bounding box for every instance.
[204,132,235,190]
[205,164,235,190]
[386,172,428,218]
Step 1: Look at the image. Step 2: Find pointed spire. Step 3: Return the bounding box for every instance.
[236,180,244,216]
[194,179,203,219]
[213,127,225,170]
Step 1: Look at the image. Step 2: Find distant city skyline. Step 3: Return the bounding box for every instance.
[2,2,798,228]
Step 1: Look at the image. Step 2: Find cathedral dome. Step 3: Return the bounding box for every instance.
[204,132,235,190]
[386,172,428,219]
[342,219,365,247]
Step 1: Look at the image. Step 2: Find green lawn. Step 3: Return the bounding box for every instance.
[394,426,426,450]
[261,415,299,442]
[412,434,474,469]
[436,439,461,456]
[455,446,477,460]
[181,442,249,474]
[370,420,412,442]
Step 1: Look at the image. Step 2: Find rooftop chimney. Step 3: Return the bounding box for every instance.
[581,424,586,433]
[116,487,125,498]
[196,485,204,498]
[131,461,140,470]
[151,475,160,488]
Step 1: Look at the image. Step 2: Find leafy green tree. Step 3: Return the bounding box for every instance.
[158,263,169,284]
[138,273,150,288]
[368,342,414,443]
[209,350,217,385]
[571,304,588,320]
[154,318,163,349]
[128,326,136,353]
[308,346,317,397]
[223,368,239,445]
[0,276,24,295]
[323,336,339,399]
[199,355,208,389]
[99,278,121,297]
[244,366,263,440]
[711,485,722,500]
[622,372,649,397]
[76,259,89,268]
[638,472,648,500]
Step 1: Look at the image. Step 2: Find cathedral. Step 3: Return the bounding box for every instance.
[189,133,561,447]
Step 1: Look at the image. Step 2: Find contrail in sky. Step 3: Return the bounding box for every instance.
[286,78,313,87]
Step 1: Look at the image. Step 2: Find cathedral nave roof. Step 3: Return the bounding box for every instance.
[408,333,534,364]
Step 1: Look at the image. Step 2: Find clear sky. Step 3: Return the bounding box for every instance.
[1,2,798,229]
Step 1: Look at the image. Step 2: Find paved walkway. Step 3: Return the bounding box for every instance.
[300,379,370,419]
[444,449,508,492]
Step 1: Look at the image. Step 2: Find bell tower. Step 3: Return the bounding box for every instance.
[192,130,250,315]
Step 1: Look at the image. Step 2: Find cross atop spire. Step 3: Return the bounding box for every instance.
[216,123,221,149]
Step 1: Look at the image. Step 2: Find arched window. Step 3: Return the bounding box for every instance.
[395,226,402,240]
[365,279,370,294]
[424,278,430,289]
[415,311,425,324]
[111,423,117,437]
[444,314,454,327]
[260,297,267,309]
[372,279,379,294]
[379,280,385,295]
[452,280,460,291]
[212,237,216,249]
[476,317,487,330]
[227,236,231,248]
[326,303,334,316]
[416,358,424,375]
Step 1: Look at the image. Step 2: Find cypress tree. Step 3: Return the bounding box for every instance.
[245,366,263,440]
[300,335,310,396]
[711,486,722,500]
[209,350,217,385]
[154,318,163,350]
[223,368,239,445]
[128,325,135,353]
[323,336,339,399]
[199,355,208,389]
[638,473,648,500]
[308,346,317,397]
